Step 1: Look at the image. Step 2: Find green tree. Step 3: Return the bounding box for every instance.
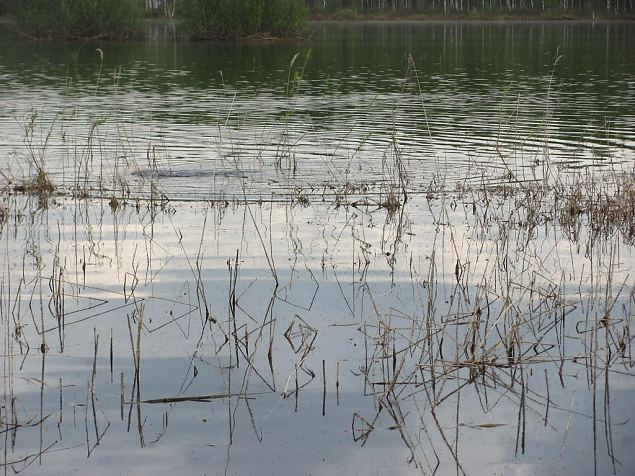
[11,0,143,38]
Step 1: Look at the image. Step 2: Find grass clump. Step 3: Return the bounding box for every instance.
[11,0,143,39]
[14,170,55,198]
[181,0,306,39]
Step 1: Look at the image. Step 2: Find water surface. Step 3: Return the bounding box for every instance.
[0,21,633,199]
[1,20,634,476]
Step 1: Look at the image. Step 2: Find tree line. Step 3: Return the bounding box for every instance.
[0,0,631,40]
[2,0,307,38]
[307,0,633,14]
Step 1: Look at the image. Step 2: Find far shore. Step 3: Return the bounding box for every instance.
[308,12,635,22]
[1,13,634,27]
[0,13,632,41]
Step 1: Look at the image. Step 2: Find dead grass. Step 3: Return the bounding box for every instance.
[13,170,55,198]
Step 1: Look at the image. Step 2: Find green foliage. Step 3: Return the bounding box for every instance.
[241,0,266,34]
[11,0,57,37]
[264,0,307,36]
[181,0,306,39]
[180,0,213,34]
[11,0,143,38]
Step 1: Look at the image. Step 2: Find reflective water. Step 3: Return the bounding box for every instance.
[1,20,634,476]
[0,21,633,199]
[3,189,634,475]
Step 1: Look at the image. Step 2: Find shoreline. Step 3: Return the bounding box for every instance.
[308,12,635,22]
[1,14,632,42]
[1,14,634,26]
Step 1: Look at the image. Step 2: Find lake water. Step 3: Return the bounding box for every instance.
[1,20,634,475]
[1,21,634,198]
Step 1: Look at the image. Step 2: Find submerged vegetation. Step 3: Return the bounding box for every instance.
[2,91,634,472]
[1,18,634,475]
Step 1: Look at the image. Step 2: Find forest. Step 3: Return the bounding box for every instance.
[306,0,634,15]
[0,0,632,43]
[1,0,633,21]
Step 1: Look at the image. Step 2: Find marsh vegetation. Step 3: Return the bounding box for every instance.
[1,20,634,476]
[6,0,307,39]
[9,0,144,39]
[181,0,308,39]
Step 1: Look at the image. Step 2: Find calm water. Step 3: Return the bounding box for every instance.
[1,21,635,476]
[0,21,634,198]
